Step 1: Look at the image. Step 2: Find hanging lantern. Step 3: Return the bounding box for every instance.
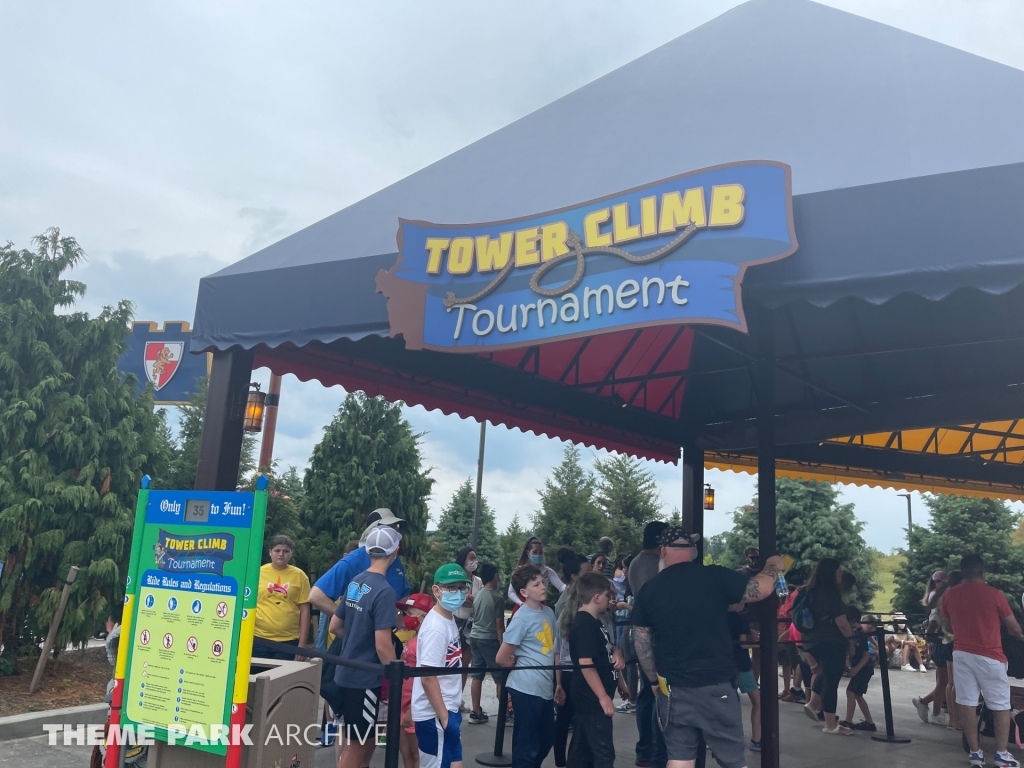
[703,483,715,511]
[243,383,266,433]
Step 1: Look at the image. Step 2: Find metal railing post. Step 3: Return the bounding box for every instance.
[476,682,512,766]
[384,660,405,768]
[871,627,911,744]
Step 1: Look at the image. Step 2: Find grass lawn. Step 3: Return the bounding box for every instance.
[870,551,905,614]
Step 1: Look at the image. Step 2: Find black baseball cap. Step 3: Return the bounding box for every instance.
[658,526,701,548]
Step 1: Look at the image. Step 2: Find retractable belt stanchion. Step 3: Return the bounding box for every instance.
[383,660,405,768]
[476,684,513,767]
[871,626,911,744]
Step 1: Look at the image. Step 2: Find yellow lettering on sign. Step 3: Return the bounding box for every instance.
[584,208,612,248]
[425,238,450,275]
[660,188,707,233]
[540,222,569,262]
[612,203,641,243]
[709,184,745,226]
[515,228,541,267]
[640,196,658,237]
[447,237,474,274]
[475,233,513,273]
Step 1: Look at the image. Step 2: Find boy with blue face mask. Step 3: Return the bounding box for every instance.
[412,563,471,768]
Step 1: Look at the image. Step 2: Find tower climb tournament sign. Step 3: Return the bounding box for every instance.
[376,161,796,351]
[106,478,267,762]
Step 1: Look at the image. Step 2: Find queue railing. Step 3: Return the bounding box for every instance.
[255,621,925,768]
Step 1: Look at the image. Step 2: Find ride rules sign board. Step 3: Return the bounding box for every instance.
[117,487,266,755]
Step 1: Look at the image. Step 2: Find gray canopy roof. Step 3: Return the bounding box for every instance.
[191,0,1024,497]
[203,0,1023,275]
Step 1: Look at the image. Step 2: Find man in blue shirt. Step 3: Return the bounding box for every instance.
[309,508,411,649]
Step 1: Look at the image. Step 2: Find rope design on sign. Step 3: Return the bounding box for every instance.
[441,222,699,309]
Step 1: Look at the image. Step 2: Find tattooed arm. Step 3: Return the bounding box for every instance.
[741,555,786,604]
[633,626,659,684]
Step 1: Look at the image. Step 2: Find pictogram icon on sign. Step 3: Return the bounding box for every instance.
[140,629,151,645]
[216,601,228,618]
[163,632,174,648]
[187,636,198,653]
[212,640,224,657]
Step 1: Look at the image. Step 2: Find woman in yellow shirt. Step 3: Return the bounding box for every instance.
[253,535,311,660]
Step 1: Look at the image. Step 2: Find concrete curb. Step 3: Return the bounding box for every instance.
[0,703,108,742]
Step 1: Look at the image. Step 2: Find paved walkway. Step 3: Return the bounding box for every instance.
[1,669,994,768]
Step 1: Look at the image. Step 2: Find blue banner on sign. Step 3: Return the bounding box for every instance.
[118,321,210,405]
[145,491,255,528]
[140,569,239,597]
[376,161,796,351]
[154,530,236,575]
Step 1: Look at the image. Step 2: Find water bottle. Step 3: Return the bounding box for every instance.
[775,574,789,599]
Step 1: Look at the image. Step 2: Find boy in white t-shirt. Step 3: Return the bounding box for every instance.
[412,563,471,768]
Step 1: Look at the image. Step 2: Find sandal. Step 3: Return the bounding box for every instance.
[780,692,796,702]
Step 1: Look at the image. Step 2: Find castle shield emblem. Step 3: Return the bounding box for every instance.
[144,342,184,390]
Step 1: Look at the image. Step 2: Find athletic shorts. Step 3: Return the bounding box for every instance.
[469,637,507,684]
[656,681,745,768]
[415,711,463,768]
[737,670,758,694]
[776,643,799,667]
[934,641,953,668]
[847,667,873,696]
[953,650,1010,710]
[338,687,380,743]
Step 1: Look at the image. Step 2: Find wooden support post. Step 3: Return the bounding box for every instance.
[473,420,486,549]
[195,347,254,491]
[29,565,79,693]
[257,372,283,471]
[755,308,780,768]
[681,445,705,562]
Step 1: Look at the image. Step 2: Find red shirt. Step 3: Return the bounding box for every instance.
[401,636,417,733]
[940,581,1012,662]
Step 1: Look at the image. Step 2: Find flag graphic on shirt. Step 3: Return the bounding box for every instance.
[445,638,462,668]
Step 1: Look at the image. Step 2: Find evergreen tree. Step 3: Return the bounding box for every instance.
[161,377,254,490]
[721,478,879,608]
[240,461,305,568]
[0,230,166,651]
[532,444,605,555]
[893,495,1024,620]
[666,507,682,526]
[499,514,529,582]
[299,393,433,579]
[434,479,500,565]
[594,453,662,556]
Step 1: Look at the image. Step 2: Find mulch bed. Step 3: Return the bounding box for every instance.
[0,647,110,717]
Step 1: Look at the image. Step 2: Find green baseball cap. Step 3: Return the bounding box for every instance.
[434,563,470,585]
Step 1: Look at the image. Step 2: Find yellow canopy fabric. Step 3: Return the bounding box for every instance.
[707,421,1024,503]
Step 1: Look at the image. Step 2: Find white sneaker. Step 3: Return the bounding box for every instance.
[902,664,916,672]
[919,666,930,673]
[929,712,949,726]
[912,697,929,723]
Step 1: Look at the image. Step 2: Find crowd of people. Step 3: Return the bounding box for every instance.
[244,508,1024,768]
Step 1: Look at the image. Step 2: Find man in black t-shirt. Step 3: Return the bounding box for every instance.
[569,572,624,768]
[632,527,784,768]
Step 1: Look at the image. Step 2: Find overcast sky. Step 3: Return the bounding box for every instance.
[2,0,1021,552]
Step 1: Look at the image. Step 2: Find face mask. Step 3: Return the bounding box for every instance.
[466,560,478,572]
[440,591,467,612]
[529,554,544,565]
[658,558,666,572]
[613,573,626,582]
[403,614,421,632]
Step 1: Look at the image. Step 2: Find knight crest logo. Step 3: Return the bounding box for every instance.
[144,342,184,390]
[376,161,796,351]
